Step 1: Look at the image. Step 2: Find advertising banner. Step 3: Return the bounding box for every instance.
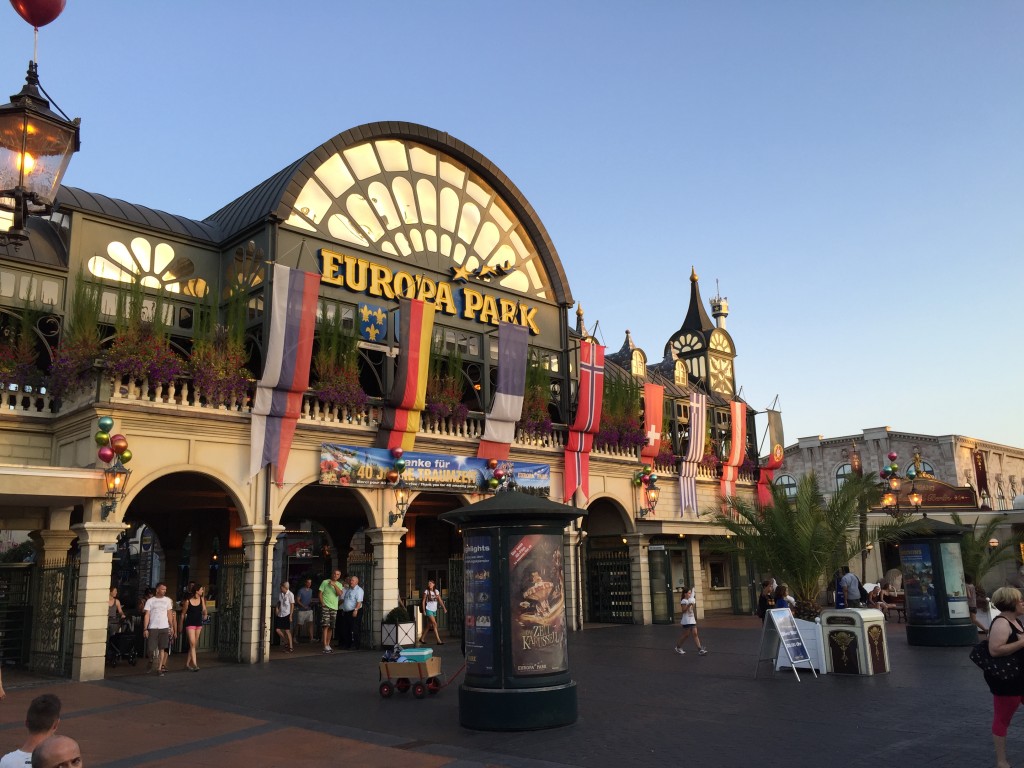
[900,542,939,621]
[319,444,550,496]
[939,542,969,619]
[464,535,494,676]
[508,533,568,676]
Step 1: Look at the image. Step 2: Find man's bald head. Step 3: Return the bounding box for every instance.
[31,735,82,768]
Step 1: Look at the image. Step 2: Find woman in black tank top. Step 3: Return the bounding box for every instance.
[178,584,207,672]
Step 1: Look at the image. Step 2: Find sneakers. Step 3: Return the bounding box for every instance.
[322,647,333,654]
[698,648,709,656]
[673,647,685,655]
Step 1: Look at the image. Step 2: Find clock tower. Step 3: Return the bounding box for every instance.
[664,267,737,396]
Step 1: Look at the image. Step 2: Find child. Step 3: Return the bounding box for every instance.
[674,587,708,656]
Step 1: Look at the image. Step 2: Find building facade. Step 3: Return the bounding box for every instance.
[0,123,761,681]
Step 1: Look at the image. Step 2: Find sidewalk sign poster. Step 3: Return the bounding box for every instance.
[899,542,939,621]
[939,542,969,619]
[770,608,810,665]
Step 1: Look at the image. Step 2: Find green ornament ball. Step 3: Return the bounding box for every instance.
[95,431,110,446]
[120,449,133,464]
[487,477,499,489]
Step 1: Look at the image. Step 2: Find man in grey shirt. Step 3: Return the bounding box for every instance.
[840,566,861,608]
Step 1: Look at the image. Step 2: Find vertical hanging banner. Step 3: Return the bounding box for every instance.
[720,400,748,502]
[375,297,435,451]
[756,409,785,507]
[563,341,604,504]
[639,383,665,463]
[678,392,707,516]
[249,264,321,485]
[973,450,990,499]
[478,322,529,460]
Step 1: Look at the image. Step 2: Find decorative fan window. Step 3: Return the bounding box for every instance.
[225,241,266,299]
[286,139,551,300]
[88,237,208,296]
[709,330,733,354]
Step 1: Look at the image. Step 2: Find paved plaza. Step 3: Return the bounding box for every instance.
[0,614,1003,767]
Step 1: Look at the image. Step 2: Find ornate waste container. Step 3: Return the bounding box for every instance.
[820,607,890,675]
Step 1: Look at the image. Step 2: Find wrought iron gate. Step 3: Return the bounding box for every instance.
[0,564,33,668]
[347,553,375,649]
[447,555,464,639]
[216,553,245,662]
[586,550,634,624]
[30,557,80,677]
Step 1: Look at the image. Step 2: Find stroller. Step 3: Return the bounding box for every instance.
[106,619,137,667]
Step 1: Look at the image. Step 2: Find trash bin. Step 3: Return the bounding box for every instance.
[820,607,889,675]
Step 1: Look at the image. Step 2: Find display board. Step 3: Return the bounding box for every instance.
[755,608,818,682]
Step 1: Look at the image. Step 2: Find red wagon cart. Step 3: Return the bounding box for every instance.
[378,657,444,699]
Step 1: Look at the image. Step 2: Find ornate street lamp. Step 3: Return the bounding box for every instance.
[0,60,80,247]
[388,478,410,526]
[633,465,660,518]
[101,459,131,521]
[880,451,923,519]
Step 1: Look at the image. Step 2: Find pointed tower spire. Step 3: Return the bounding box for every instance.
[682,266,714,333]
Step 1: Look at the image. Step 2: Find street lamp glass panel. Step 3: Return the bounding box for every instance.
[888,476,902,492]
[0,109,76,207]
[989,538,1000,548]
[907,491,923,508]
[646,484,660,510]
[881,492,896,508]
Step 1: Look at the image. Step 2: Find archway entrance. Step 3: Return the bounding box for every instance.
[584,498,632,624]
[399,492,464,638]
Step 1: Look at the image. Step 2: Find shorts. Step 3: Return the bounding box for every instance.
[274,615,292,631]
[146,627,170,657]
[184,625,202,631]
[426,609,437,618]
[680,619,697,628]
[297,609,313,623]
[321,606,338,627]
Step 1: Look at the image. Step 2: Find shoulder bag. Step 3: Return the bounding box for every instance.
[970,616,1022,681]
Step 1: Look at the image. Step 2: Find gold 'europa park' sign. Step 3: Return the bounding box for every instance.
[319,248,541,334]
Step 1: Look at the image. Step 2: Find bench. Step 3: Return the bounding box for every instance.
[887,601,906,623]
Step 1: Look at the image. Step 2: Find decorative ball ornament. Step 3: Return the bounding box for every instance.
[632,476,643,487]
[9,0,66,28]
[98,416,115,433]
[487,477,499,489]
[390,447,404,459]
[493,469,505,480]
[95,431,110,446]
[887,451,898,462]
[394,458,406,473]
[643,464,652,474]
[879,469,889,478]
[97,446,115,463]
[110,435,129,455]
[487,458,498,470]
[906,466,917,479]
[648,474,658,485]
[386,470,399,484]
[889,462,899,472]
[119,449,133,464]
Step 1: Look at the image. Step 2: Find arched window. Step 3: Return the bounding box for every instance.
[835,463,854,490]
[776,474,797,499]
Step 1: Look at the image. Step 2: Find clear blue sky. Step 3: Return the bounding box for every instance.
[4,2,1021,447]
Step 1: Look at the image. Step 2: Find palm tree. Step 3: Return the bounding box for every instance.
[950,511,1024,589]
[711,472,912,619]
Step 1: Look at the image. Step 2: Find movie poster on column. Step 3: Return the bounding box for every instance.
[508,533,567,676]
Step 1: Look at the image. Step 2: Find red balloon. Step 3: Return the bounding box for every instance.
[97,446,114,463]
[390,447,404,459]
[10,0,66,28]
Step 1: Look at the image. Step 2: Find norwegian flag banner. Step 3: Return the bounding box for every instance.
[640,383,665,463]
[678,392,707,516]
[720,400,748,503]
[563,341,605,504]
[249,264,320,485]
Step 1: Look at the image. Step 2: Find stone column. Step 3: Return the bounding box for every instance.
[689,537,705,620]
[624,532,650,625]
[366,526,406,649]
[71,514,128,681]
[28,529,78,565]
[237,523,283,664]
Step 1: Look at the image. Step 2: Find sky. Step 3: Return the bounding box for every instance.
[3,2,1021,448]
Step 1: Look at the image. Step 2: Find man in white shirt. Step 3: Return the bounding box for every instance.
[274,581,295,652]
[143,582,176,676]
[338,576,364,650]
[0,694,61,768]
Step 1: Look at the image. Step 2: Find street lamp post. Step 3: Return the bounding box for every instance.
[880,451,924,520]
[633,465,660,519]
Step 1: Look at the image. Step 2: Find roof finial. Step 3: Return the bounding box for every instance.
[690,266,698,283]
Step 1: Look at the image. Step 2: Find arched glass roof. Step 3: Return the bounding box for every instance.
[283,135,555,302]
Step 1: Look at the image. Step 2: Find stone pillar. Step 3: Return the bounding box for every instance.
[238,523,283,664]
[624,532,650,625]
[28,529,78,565]
[366,526,406,648]
[71,515,128,681]
[689,538,705,620]
[562,527,588,632]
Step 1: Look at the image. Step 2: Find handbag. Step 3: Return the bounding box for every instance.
[970,617,1022,680]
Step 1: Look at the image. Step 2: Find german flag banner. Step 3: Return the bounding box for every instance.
[375,298,435,451]
[639,383,665,463]
[678,392,707,516]
[249,264,320,485]
[756,409,785,506]
[720,400,748,503]
[563,341,604,504]
[478,322,529,461]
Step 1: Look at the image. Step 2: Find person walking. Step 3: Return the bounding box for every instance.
[673,587,708,656]
[274,581,295,652]
[107,587,126,637]
[295,578,315,643]
[418,579,447,645]
[985,586,1024,768]
[178,584,207,671]
[839,566,861,608]
[318,570,344,654]
[338,576,364,650]
[143,582,175,676]
[0,693,61,767]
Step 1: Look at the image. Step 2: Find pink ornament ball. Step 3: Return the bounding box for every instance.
[97,446,115,463]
